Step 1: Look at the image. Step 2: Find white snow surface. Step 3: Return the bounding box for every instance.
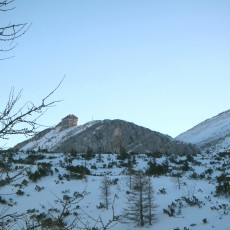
[1,151,230,230]
[21,120,102,151]
[176,109,230,151]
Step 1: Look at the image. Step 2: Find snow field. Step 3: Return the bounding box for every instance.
[0,151,229,230]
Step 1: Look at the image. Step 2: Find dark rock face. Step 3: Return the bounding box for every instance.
[52,119,199,155]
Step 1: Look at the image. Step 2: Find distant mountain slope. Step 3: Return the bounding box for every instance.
[176,109,230,152]
[15,116,198,155]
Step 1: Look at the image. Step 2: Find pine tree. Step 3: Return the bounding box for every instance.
[117,145,129,160]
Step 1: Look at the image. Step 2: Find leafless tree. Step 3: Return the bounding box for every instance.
[127,162,135,190]
[100,175,111,210]
[125,173,156,227]
[13,189,87,230]
[146,176,156,225]
[0,77,63,228]
[0,0,30,60]
[177,173,182,190]
[173,172,184,190]
[0,77,64,146]
[0,0,61,144]
[0,205,22,229]
[78,194,124,230]
[17,190,124,230]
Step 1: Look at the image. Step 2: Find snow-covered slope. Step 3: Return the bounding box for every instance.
[176,109,230,152]
[20,120,101,152]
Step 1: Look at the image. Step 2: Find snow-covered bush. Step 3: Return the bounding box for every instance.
[216,173,230,197]
[27,162,53,182]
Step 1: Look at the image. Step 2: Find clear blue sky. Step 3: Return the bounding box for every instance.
[1,0,230,147]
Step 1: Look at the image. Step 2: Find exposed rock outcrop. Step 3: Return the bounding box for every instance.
[55,114,78,131]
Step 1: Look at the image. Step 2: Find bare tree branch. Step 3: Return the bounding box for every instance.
[78,194,125,230]
[0,76,65,142]
[0,0,15,12]
[0,0,31,59]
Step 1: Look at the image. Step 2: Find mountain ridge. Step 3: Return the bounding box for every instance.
[176,109,230,152]
[15,116,199,155]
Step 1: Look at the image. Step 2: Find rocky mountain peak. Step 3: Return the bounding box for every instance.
[17,117,199,156]
[55,114,78,132]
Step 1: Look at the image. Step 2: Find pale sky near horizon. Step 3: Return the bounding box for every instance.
[1,0,230,147]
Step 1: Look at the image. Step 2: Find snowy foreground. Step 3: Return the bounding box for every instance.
[0,150,229,230]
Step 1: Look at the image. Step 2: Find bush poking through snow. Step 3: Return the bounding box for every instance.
[27,163,53,182]
[216,173,230,197]
[203,218,208,224]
